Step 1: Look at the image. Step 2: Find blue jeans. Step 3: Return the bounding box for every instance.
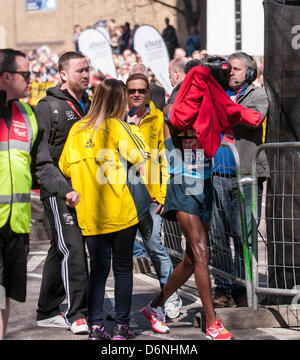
[133,202,178,302]
[210,176,264,301]
[85,225,137,327]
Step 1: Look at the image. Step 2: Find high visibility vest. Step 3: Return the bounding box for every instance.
[0,100,38,233]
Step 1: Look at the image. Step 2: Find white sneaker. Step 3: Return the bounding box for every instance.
[70,318,89,334]
[142,302,170,334]
[164,297,183,319]
[37,314,69,328]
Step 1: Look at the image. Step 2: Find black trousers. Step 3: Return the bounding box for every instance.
[84,224,138,327]
[0,221,29,303]
[36,196,88,324]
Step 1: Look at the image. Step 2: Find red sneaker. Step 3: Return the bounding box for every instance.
[206,319,235,340]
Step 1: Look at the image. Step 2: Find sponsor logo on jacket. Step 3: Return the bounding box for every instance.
[63,212,75,225]
[65,110,77,121]
[84,139,95,148]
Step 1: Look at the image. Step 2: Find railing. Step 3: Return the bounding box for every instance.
[251,142,300,309]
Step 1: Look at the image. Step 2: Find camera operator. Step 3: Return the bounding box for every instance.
[210,52,269,308]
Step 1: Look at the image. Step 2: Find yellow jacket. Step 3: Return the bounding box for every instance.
[59,117,150,236]
[138,101,168,204]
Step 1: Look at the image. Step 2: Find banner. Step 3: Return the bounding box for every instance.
[78,29,117,79]
[26,0,56,11]
[263,0,300,304]
[95,26,111,45]
[134,25,172,95]
[28,81,54,106]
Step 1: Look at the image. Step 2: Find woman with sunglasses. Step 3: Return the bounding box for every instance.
[59,78,150,340]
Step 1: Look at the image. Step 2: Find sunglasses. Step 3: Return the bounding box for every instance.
[4,71,31,81]
[127,88,148,95]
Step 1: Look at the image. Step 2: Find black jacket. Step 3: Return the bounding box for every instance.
[34,86,91,199]
[149,83,165,111]
[166,81,182,106]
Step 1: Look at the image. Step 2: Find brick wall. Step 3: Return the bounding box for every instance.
[0,0,187,53]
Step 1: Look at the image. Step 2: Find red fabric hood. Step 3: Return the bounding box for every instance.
[169,65,263,158]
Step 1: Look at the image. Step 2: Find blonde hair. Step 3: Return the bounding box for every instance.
[80,78,127,132]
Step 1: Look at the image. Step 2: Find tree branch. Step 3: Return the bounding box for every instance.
[150,0,185,15]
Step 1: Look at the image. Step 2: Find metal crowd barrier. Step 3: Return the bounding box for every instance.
[162,142,253,307]
[251,142,300,309]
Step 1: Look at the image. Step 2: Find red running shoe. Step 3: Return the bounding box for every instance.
[206,319,235,340]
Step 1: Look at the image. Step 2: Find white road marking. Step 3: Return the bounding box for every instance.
[27,273,42,279]
[29,251,47,255]
[27,255,45,272]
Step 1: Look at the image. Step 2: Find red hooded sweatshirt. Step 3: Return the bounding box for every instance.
[169,66,263,159]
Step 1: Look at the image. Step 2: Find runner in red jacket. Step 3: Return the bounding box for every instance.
[169,65,263,158]
[142,63,264,340]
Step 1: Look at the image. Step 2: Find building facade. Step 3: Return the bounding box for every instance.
[0,0,188,54]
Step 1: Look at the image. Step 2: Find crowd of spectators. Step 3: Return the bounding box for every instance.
[23,19,265,106]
